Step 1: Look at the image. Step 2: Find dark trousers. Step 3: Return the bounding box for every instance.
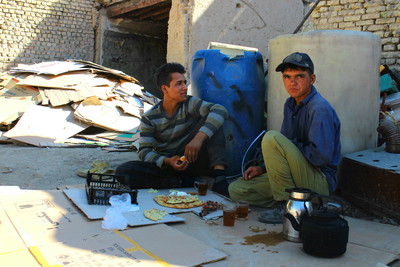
[116,127,226,189]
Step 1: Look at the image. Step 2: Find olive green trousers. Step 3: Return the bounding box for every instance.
[228,131,329,208]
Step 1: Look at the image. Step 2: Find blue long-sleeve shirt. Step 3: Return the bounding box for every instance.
[281,86,341,191]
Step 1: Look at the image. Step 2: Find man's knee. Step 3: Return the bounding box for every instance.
[228,179,245,198]
[262,130,281,145]
[261,130,279,152]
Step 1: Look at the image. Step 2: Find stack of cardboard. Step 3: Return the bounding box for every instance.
[0,60,158,148]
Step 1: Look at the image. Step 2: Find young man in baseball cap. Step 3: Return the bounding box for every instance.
[229,52,341,223]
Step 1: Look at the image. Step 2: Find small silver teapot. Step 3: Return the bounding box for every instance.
[282,187,316,242]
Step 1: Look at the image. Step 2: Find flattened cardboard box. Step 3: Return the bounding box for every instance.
[0,190,227,266]
[63,188,187,226]
[0,249,41,267]
[0,206,26,254]
[24,224,226,266]
[63,187,232,221]
[0,190,103,247]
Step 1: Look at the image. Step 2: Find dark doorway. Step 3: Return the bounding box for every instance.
[103,0,171,98]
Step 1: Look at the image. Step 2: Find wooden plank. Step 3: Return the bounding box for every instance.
[107,0,169,18]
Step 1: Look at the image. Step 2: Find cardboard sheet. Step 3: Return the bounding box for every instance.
[73,99,140,133]
[0,189,227,266]
[10,61,87,75]
[0,86,39,124]
[0,249,41,267]
[63,188,232,222]
[0,190,104,247]
[63,188,186,226]
[14,224,226,267]
[17,72,96,89]
[3,104,88,146]
[0,206,26,254]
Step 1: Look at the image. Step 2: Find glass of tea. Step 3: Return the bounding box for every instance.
[236,201,249,220]
[194,179,208,196]
[223,203,237,226]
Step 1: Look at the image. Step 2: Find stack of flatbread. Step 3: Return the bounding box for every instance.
[154,194,203,209]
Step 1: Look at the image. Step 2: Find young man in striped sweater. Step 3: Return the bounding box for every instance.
[116,63,230,196]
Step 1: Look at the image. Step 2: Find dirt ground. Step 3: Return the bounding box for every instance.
[0,143,138,190]
[1,142,400,228]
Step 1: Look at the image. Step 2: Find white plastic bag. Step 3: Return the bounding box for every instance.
[101,193,140,230]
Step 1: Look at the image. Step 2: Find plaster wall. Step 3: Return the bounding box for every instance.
[167,0,308,75]
[167,0,190,67]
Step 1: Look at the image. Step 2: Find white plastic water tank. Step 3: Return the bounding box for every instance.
[267,30,381,155]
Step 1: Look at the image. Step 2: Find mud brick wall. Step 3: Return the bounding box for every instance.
[308,0,400,71]
[0,0,95,72]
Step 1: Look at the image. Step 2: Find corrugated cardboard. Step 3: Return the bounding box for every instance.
[16,224,226,266]
[0,249,41,267]
[3,105,88,146]
[0,189,227,266]
[0,190,104,247]
[0,206,26,254]
[63,188,232,221]
[63,188,186,226]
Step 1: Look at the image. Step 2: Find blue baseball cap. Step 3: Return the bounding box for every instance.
[275,52,314,73]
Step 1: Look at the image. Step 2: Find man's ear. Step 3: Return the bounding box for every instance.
[310,74,316,84]
[161,84,168,94]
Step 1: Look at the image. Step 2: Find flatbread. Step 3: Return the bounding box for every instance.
[154,195,203,209]
[144,208,168,221]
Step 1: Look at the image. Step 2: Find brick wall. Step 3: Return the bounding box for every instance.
[0,0,95,72]
[306,0,400,71]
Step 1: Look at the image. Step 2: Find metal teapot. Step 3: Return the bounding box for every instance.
[282,188,316,242]
[301,207,349,258]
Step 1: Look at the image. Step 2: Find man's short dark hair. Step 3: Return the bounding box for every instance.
[282,64,314,76]
[154,62,186,90]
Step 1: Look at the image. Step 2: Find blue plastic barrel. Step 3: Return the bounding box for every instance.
[191,49,266,177]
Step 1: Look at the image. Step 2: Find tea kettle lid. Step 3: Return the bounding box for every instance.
[286,187,315,200]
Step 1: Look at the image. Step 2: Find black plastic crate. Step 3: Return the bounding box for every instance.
[85,172,138,205]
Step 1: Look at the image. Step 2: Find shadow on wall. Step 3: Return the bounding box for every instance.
[186,0,306,63]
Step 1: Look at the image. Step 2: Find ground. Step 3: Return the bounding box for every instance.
[1,143,400,266]
[0,143,138,190]
[1,142,398,224]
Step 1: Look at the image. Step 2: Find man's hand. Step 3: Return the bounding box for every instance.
[164,156,188,171]
[184,132,208,163]
[243,166,264,180]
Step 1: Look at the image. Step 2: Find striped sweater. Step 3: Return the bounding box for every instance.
[139,96,228,167]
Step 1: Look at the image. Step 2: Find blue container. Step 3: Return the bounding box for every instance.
[191,49,266,176]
